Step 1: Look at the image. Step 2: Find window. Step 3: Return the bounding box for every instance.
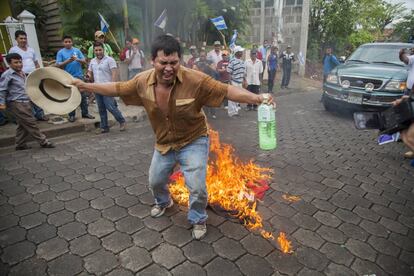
[285,0,295,5]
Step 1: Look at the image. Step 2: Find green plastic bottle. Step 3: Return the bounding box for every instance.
[258,95,277,150]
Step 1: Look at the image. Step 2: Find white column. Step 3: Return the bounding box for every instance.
[4,16,20,47]
[260,0,265,43]
[17,10,43,67]
[298,0,310,77]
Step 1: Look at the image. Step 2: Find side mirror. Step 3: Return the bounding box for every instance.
[339,56,346,63]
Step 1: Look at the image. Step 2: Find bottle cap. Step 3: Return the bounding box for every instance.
[261,93,270,104]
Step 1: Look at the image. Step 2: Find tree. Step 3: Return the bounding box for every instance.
[393,11,414,42]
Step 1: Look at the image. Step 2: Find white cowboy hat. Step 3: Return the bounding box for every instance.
[233,45,245,53]
[26,67,81,115]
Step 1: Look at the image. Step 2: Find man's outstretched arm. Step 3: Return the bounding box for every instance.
[226,84,275,106]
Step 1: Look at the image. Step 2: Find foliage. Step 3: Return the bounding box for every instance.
[10,0,47,30]
[393,11,414,42]
[348,30,375,49]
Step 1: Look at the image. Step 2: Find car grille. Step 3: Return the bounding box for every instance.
[340,76,383,89]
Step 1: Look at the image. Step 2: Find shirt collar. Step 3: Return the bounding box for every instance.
[146,66,184,86]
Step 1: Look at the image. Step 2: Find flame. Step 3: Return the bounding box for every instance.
[282,194,301,202]
[277,232,293,254]
[168,129,293,253]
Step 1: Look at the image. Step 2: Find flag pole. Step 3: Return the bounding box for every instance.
[107,29,121,52]
[218,30,227,49]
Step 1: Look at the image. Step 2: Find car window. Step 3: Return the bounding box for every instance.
[348,45,409,65]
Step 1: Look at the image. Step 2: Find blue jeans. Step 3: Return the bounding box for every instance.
[68,92,89,118]
[128,68,142,80]
[149,136,209,224]
[95,94,125,130]
[0,111,6,124]
[31,103,45,120]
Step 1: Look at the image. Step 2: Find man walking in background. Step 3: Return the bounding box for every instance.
[56,35,95,122]
[88,42,126,133]
[207,41,223,66]
[186,45,198,69]
[280,45,295,89]
[227,46,246,117]
[125,38,146,79]
[322,47,340,83]
[245,49,263,111]
[267,46,278,93]
[9,30,48,122]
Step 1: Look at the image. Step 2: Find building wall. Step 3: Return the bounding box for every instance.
[40,0,62,54]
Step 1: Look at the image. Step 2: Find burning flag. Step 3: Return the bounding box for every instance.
[168,129,293,253]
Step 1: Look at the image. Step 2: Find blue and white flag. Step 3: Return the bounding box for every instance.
[154,9,168,31]
[229,30,238,49]
[98,12,110,33]
[210,16,227,30]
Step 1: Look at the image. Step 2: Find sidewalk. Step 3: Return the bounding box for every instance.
[0,100,146,148]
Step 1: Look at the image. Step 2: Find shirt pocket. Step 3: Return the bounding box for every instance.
[175,98,197,118]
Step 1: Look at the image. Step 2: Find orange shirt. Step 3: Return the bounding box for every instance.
[116,67,228,154]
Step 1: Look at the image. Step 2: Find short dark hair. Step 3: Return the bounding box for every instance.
[15,30,27,39]
[93,42,104,49]
[62,35,72,41]
[151,35,181,60]
[6,53,22,63]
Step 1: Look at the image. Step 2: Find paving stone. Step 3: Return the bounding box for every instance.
[102,231,132,253]
[64,198,89,212]
[316,225,346,244]
[128,203,151,219]
[353,206,380,222]
[292,228,324,250]
[40,200,64,215]
[170,212,192,229]
[8,257,47,276]
[152,243,186,269]
[36,237,68,261]
[321,178,344,189]
[19,212,47,229]
[33,191,56,203]
[320,242,354,266]
[398,214,414,229]
[218,221,249,240]
[115,194,140,208]
[162,225,193,247]
[182,240,216,265]
[0,215,19,231]
[367,235,400,257]
[324,262,357,276]
[132,228,162,250]
[291,213,321,231]
[93,179,115,190]
[103,186,126,198]
[345,238,377,262]
[106,268,134,276]
[234,254,273,276]
[205,257,242,276]
[143,216,173,231]
[297,267,324,276]
[389,232,414,253]
[240,233,274,257]
[296,246,329,271]
[266,250,303,275]
[1,241,35,265]
[13,201,39,216]
[359,220,389,238]
[0,226,26,247]
[400,250,414,266]
[171,261,206,276]
[80,188,103,200]
[84,249,118,275]
[69,234,101,257]
[49,182,71,193]
[138,263,171,276]
[70,181,93,192]
[88,218,115,238]
[379,216,409,235]
[8,193,32,206]
[125,184,147,196]
[58,222,87,241]
[115,216,144,234]
[311,199,337,213]
[334,208,361,225]
[75,208,101,224]
[91,196,114,210]
[376,254,413,276]
[26,184,49,195]
[212,237,246,261]
[269,201,297,218]
[138,191,155,205]
[119,246,152,273]
[48,210,74,227]
[313,211,341,228]
[351,258,387,276]
[102,205,128,221]
[47,253,83,276]
[338,223,369,241]
[27,223,57,244]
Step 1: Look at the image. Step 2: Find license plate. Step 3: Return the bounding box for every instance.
[348,93,363,104]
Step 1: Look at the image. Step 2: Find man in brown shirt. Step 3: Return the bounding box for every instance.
[72,35,274,240]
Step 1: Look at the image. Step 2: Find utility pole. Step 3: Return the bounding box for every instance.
[299,0,310,77]
[260,0,265,43]
[123,0,129,40]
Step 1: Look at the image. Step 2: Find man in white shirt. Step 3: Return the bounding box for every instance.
[9,30,48,121]
[245,49,263,111]
[88,42,126,133]
[125,38,145,80]
[207,41,223,66]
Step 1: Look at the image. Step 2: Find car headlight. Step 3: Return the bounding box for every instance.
[326,74,338,84]
[385,81,406,91]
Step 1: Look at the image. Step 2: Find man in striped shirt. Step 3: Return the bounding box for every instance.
[227,46,246,117]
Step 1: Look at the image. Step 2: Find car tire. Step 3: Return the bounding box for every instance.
[321,94,332,111]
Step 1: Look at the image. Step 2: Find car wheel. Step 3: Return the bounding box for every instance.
[321,94,332,111]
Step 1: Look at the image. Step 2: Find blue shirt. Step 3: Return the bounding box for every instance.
[323,54,340,74]
[0,68,29,105]
[56,47,85,78]
[268,53,278,71]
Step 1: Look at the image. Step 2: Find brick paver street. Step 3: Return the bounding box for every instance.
[1,87,413,275]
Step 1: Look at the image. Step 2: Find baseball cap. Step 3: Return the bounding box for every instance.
[95,31,105,38]
[214,41,221,46]
[132,38,140,44]
[233,46,245,53]
[189,45,197,50]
